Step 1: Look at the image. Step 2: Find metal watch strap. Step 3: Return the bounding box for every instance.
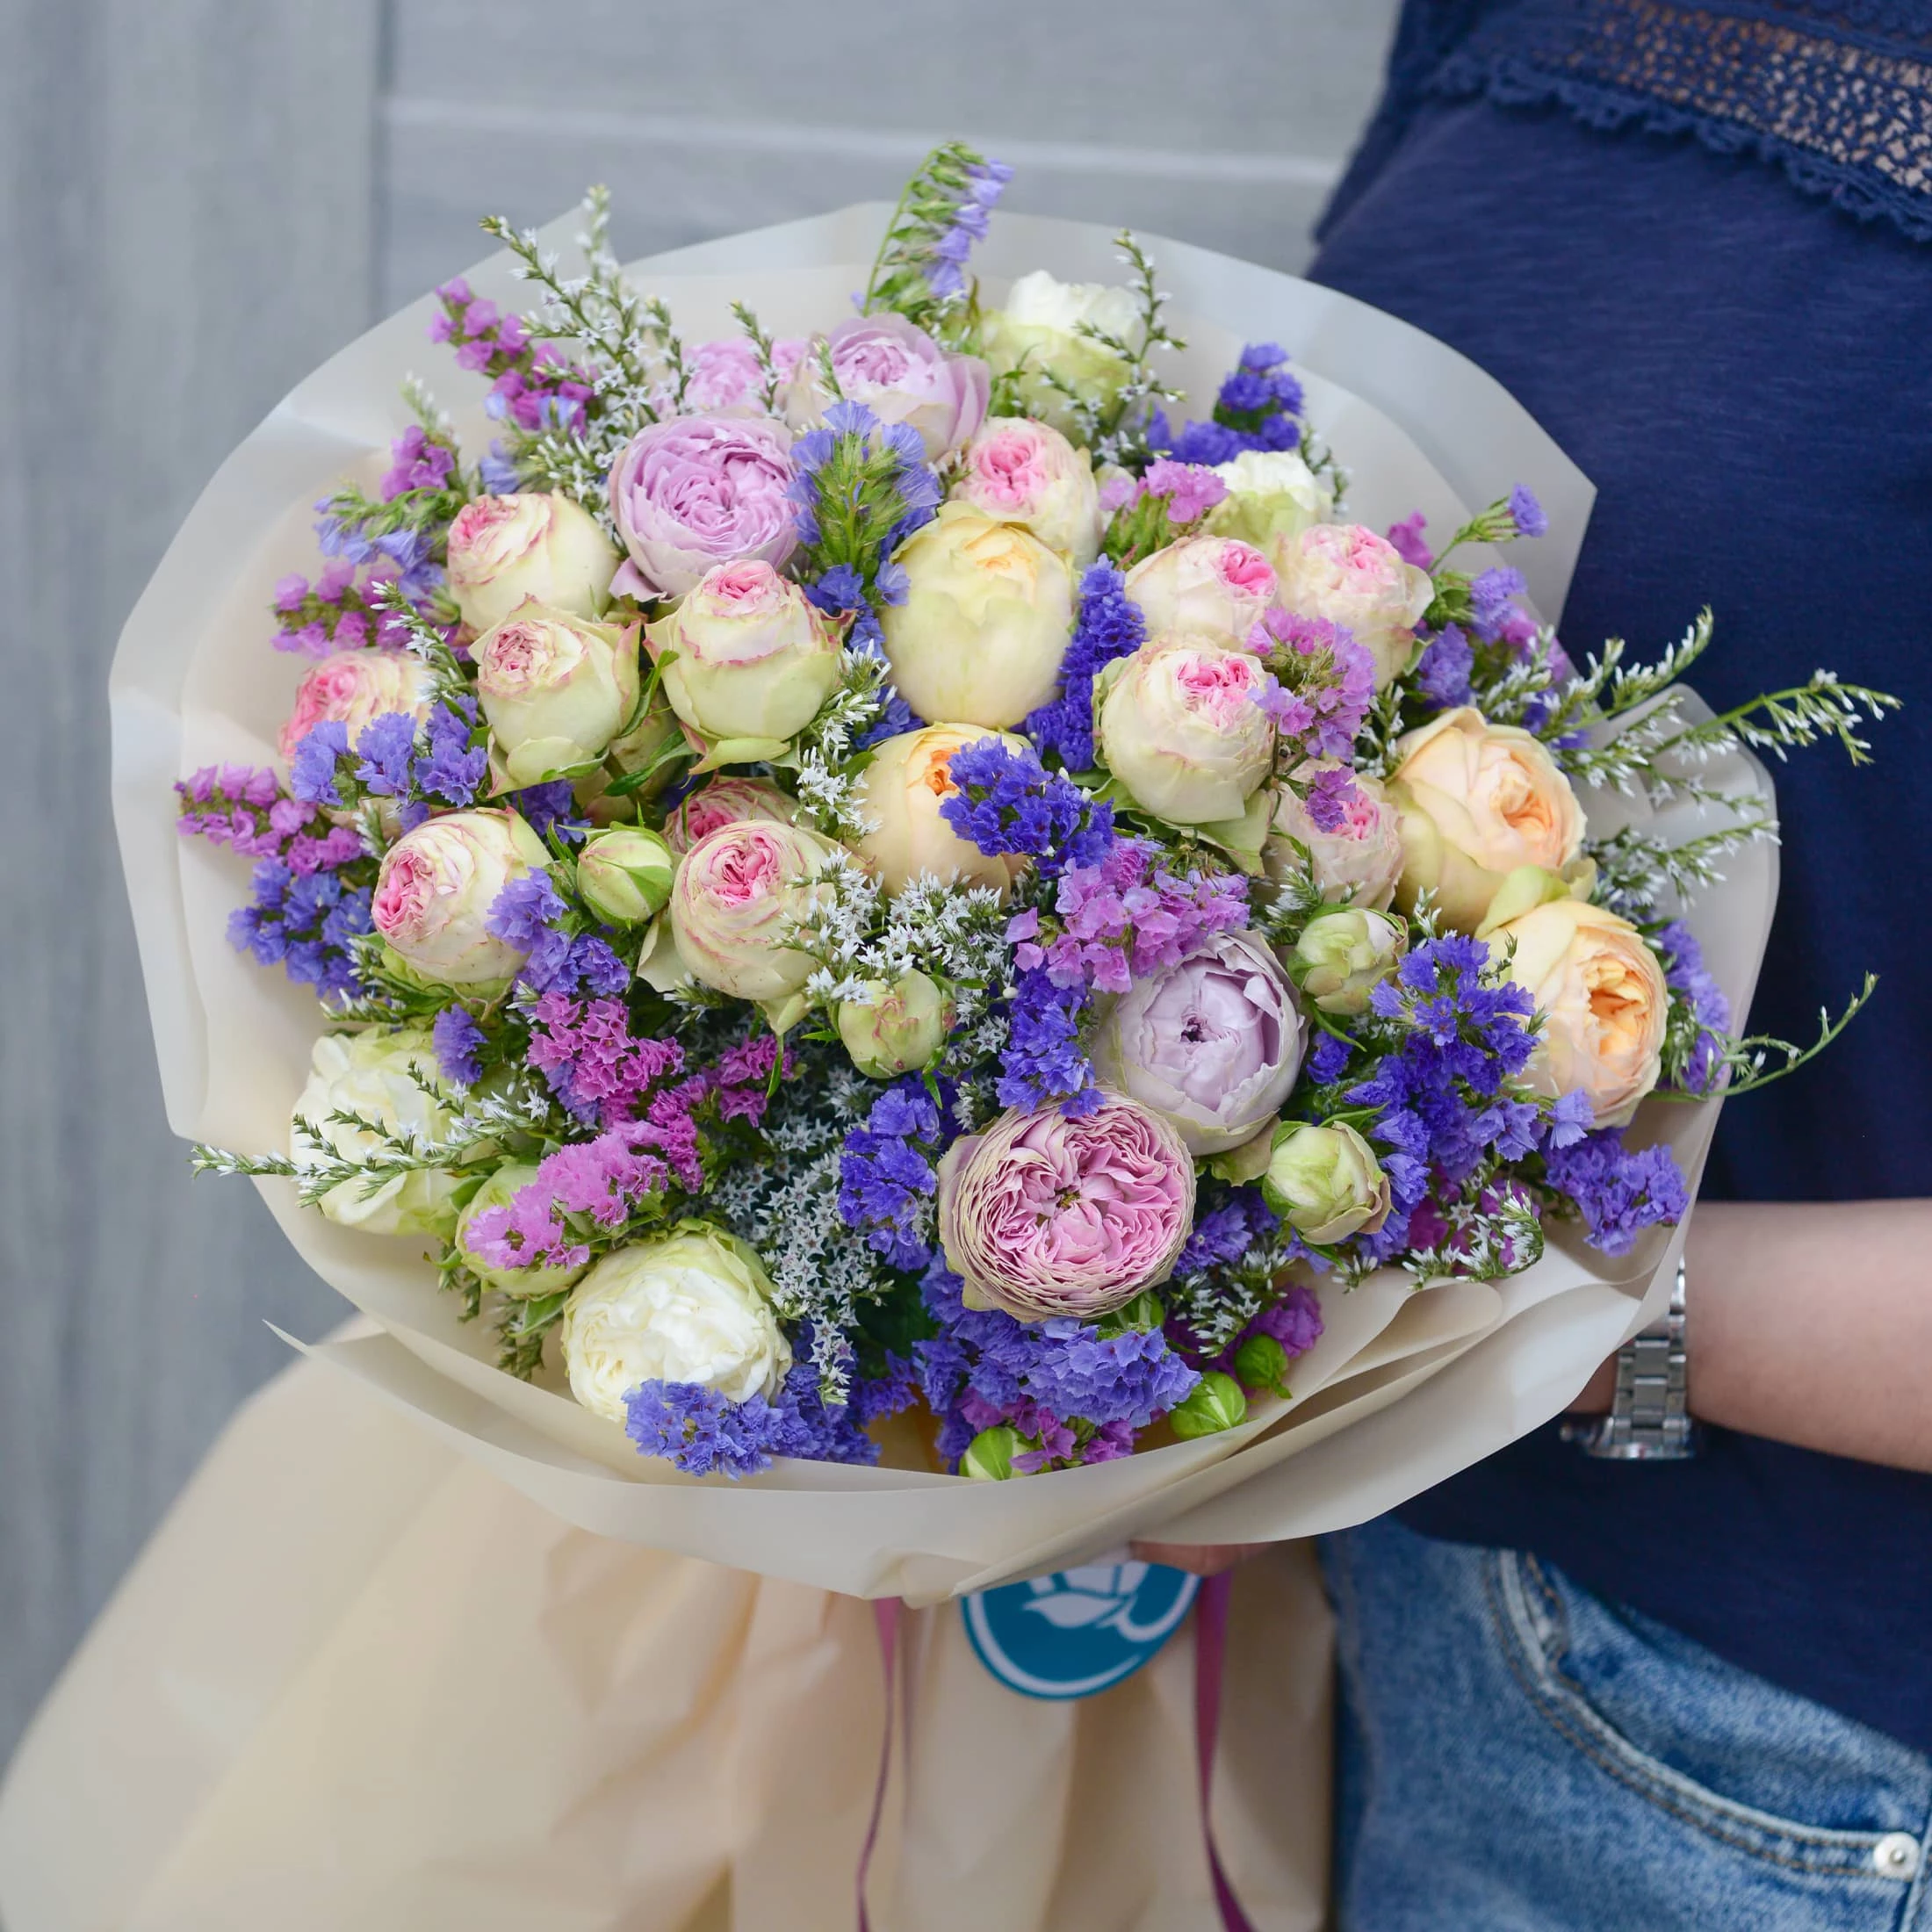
[1565,1260,1700,1461]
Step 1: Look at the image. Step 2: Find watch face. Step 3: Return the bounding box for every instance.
[963,1561,1199,1699]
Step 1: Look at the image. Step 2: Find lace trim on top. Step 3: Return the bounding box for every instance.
[1423,0,1932,240]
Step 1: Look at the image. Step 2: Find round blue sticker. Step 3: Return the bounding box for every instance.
[962,1561,1200,1699]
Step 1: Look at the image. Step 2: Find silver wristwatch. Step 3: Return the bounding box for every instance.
[1564,1260,1701,1460]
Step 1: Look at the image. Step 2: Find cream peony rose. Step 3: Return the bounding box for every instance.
[370,807,550,990]
[1205,448,1335,551]
[445,492,618,633]
[1123,535,1280,647]
[1492,898,1670,1127]
[878,504,1076,728]
[1272,523,1434,688]
[472,602,641,788]
[982,270,1139,436]
[1388,707,1586,931]
[1093,634,1275,826]
[667,818,842,1009]
[292,1027,468,1236]
[645,559,842,756]
[559,1226,792,1424]
[1265,764,1405,910]
[850,724,1030,897]
[949,417,1104,567]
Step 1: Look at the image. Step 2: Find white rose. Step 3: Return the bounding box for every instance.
[949,417,1104,567]
[983,270,1139,436]
[559,1226,792,1423]
[1094,634,1275,826]
[1205,448,1334,552]
[878,504,1075,729]
[292,1027,466,1236]
[851,724,1030,897]
[1124,535,1280,647]
[371,807,550,990]
[445,491,619,634]
[472,602,641,788]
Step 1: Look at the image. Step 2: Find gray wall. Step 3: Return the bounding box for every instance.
[0,0,1397,1770]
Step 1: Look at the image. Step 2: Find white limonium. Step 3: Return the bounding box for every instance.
[559,1225,793,1424]
[292,1027,467,1236]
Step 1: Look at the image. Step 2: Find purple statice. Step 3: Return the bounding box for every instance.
[1302,764,1361,834]
[1508,485,1550,538]
[353,710,419,797]
[1469,566,1529,643]
[485,873,627,1001]
[1248,609,1376,766]
[923,157,1011,299]
[432,1006,486,1085]
[1099,464,1229,569]
[624,1354,882,1479]
[941,737,1114,876]
[431,279,593,438]
[1543,1131,1689,1257]
[1307,1029,1355,1086]
[487,871,567,950]
[839,1080,946,1272]
[1142,458,1228,525]
[916,1262,1200,1471]
[509,779,586,840]
[1657,921,1732,1095]
[1415,623,1475,710]
[379,424,457,501]
[996,966,1099,1114]
[177,763,300,858]
[1152,342,1304,465]
[856,688,921,748]
[523,991,687,1125]
[270,558,378,658]
[290,721,351,806]
[1174,1186,1278,1278]
[227,859,371,1004]
[1024,561,1146,772]
[465,1126,678,1276]
[1386,511,1433,573]
[1010,839,1250,995]
[414,700,489,806]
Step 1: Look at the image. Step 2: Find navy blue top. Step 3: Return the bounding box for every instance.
[1308,17,1932,1754]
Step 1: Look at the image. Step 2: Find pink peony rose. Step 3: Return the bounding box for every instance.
[950,417,1103,566]
[667,818,840,1006]
[1272,523,1434,689]
[1265,762,1405,910]
[937,1092,1196,1322]
[371,808,550,989]
[444,491,618,632]
[674,335,808,417]
[663,775,800,856]
[278,649,431,763]
[1124,534,1280,646]
[783,314,990,461]
[1089,930,1303,1155]
[607,415,798,602]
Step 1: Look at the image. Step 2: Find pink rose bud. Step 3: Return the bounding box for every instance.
[672,336,804,416]
[444,491,619,634]
[937,1093,1196,1322]
[278,649,432,763]
[607,415,799,602]
[783,314,990,461]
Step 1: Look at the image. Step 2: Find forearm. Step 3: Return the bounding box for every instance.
[1572,1199,1932,1471]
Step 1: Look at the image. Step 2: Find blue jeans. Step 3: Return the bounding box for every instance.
[1322,1520,1932,1930]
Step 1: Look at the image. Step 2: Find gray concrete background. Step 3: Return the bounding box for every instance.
[0,0,1397,1770]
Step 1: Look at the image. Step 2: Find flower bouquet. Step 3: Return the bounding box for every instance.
[123,146,1892,1600]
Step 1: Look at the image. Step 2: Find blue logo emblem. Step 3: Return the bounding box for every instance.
[963,1561,1200,1699]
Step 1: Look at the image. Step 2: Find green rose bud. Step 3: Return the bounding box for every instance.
[1097,1289,1165,1337]
[1171,1370,1247,1439]
[1233,1334,1293,1400]
[962,1424,1024,1481]
[455,1162,589,1299]
[835,970,955,1078]
[1263,1121,1393,1244]
[1288,908,1408,1016]
[576,824,676,926]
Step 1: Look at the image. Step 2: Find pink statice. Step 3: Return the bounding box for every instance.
[429,277,594,436]
[524,993,685,1121]
[270,559,381,658]
[1248,608,1376,771]
[1386,509,1433,572]
[176,764,360,869]
[1141,458,1228,525]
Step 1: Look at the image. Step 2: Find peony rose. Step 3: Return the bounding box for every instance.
[1089,929,1303,1154]
[559,1225,791,1424]
[292,1027,468,1236]
[574,824,676,926]
[456,1163,588,1299]
[645,559,840,754]
[278,649,432,763]
[1124,535,1280,647]
[472,602,640,788]
[836,970,955,1078]
[607,415,797,602]
[445,491,618,633]
[1388,707,1586,931]
[1287,907,1408,1016]
[1492,898,1669,1127]
[663,775,800,856]
[1205,448,1335,552]
[1272,523,1434,688]
[783,313,989,461]
[879,504,1076,728]
[937,1092,1195,1322]
[371,807,549,990]
[949,417,1103,567]
[1093,634,1275,826]
[1264,764,1405,910]
[1262,1121,1393,1244]
[851,724,1030,897]
[667,818,841,1008]
[982,270,1140,436]
[674,335,807,416]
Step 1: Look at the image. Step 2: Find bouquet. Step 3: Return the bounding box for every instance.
[145,146,1892,1585]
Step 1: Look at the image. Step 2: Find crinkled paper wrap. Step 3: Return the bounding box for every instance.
[106,205,1776,1606]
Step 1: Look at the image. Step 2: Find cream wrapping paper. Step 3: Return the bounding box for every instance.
[97,200,1774,1602]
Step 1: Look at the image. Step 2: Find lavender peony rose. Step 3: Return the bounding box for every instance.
[607,415,797,602]
[1089,930,1303,1154]
[937,1092,1195,1322]
[783,313,990,461]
